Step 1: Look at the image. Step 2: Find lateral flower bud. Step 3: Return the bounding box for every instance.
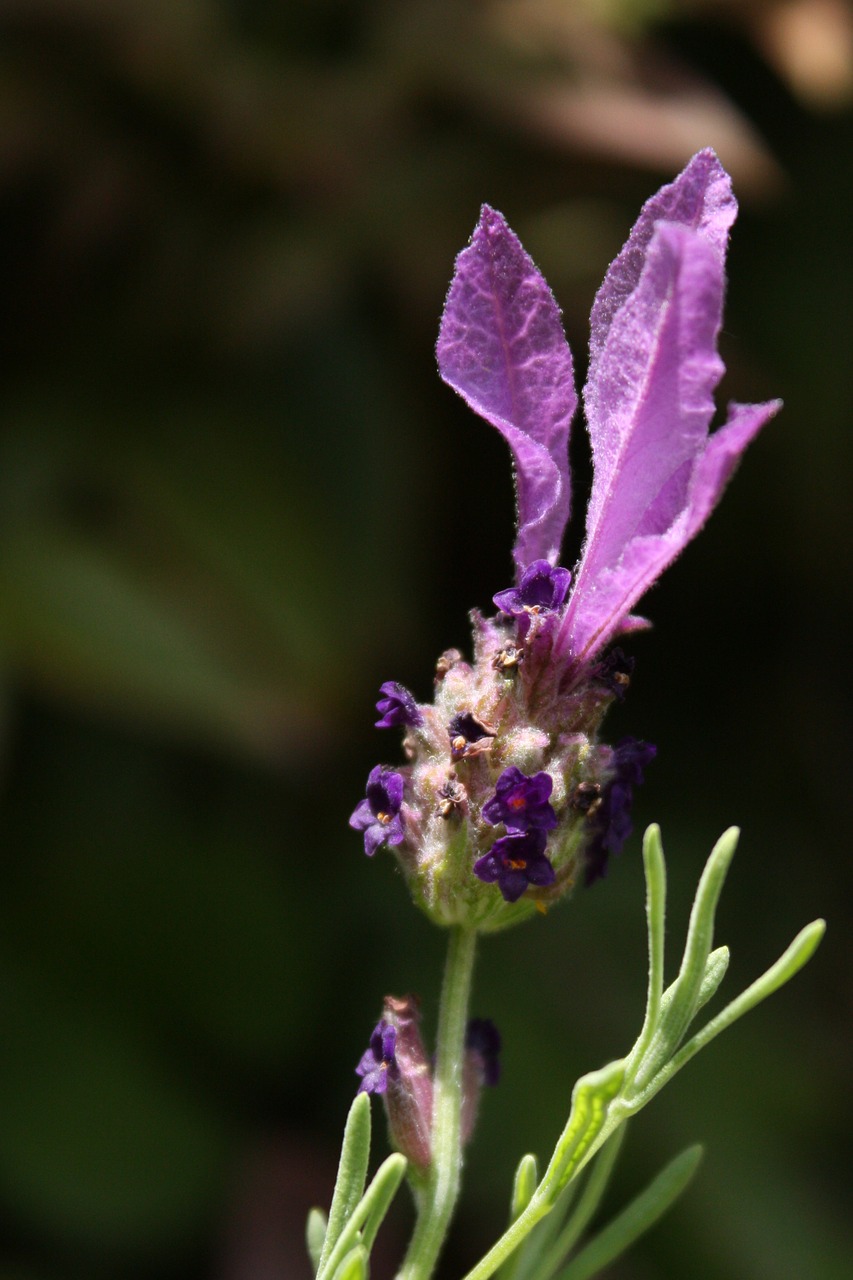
[379,994,434,1170]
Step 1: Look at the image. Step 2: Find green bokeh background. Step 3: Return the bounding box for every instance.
[0,3,849,1279]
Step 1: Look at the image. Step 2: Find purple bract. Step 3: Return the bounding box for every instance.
[356,1020,399,1095]
[482,766,557,833]
[349,765,406,857]
[437,150,780,674]
[473,829,556,903]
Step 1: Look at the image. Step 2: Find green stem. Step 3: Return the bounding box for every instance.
[396,926,478,1280]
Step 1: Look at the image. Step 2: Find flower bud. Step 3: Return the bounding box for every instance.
[379,994,434,1170]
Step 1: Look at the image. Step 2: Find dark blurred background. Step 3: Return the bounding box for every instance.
[0,2,850,1279]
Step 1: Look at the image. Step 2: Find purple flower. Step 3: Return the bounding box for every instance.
[349,766,406,857]
[583,738,657,884]
[356,1020,399,1095]
[473,829,556,902]
[448,711,496,760]
[437,151,780,673]
[375,681,423,729]
[493,560,572,618]
[482,766,557,833]
[460,1017,502,1144]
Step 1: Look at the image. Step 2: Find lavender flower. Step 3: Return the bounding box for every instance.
[473,830,556,903]
[349,765,406,857]
[355,1020,399,1095]
[375,681,423,730]
[350,152,774,930]
[482,767,558,833]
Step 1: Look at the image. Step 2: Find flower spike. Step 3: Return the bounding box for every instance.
[437,205,577,575]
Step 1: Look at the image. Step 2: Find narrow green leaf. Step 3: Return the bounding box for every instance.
[666,827,738,1035]
[642,825,666,1034]
[624,826,667,1080]
[496,1155,543,1280]
[555,1145,703,1280]
[307,1208,328,1274]
[331,1243,368,1280]
[527,1128,626,1280]
[318,1154,407,1280]
[653,944,729,1031]
[317,1093,371,1275]
[510,1155,539,1224]
[693,945,730,1013]
[360,1152,407,1253]
[633,829,738,1091]
[657,920,826,1088]
[543,1060,625,1199]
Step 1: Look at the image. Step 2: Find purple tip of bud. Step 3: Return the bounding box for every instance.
[349,765,406,857]
[356,1020,399,1095]
[482,766,558,834]
[584,737,656,885]
[466,1018,502,1087]
[474,829,556,902]
[375,681,424,729]
[493,560,572,618]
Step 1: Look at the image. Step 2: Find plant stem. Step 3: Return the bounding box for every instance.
[396,926,478,1280]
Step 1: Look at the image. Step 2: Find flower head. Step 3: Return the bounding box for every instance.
[349,766,406,857]
[350,152,774,931]
[355,1020,399,1095]
[375,681,423,730]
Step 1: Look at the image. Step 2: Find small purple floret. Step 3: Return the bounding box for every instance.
[375,681,423,730]
[356,1020,399,1095]
[474,829,556,902]
[466,1018,502,1087]
[482,766,557,833]
[349,765,406,857]
[493,560,571,619]
[584,738,657,884]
